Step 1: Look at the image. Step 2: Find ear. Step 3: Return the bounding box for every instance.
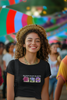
[23,44,26,47]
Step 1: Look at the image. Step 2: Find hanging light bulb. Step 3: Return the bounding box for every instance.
[43,6,47,10]
[26,7,30,10]
[34,11,40,16]
[64,7,67,10]
[64,0,66,1]
[43,11,47,14]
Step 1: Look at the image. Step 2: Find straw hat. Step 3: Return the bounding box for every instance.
[16,24,47,43]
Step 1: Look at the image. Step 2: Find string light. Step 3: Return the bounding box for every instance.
[43,11,47,14]
[64,0,67,2]
[34,11,40,16]
[64,7,67,10]
[26,7,30,10]
[43,6,47,10]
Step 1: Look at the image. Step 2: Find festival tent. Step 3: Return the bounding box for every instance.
[0,36,6,43]
[47,29,67,43]
[0,34,16,43]
[0,8,49,37]
[0,8,67,37]
[0,0,27,7]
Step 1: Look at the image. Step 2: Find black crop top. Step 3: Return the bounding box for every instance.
[6,59,51,99]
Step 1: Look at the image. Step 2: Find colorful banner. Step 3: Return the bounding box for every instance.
[0,8,67,37]
[47,24,67,37]
[0,0,27,7]
[0,8,46,37]
[47,30,67,42]
[0,34,15,43]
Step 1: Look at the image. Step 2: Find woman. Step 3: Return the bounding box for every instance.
[0,42,4,85]
[3,42,14,100]
[54,55,67,100]
[6,24,51,100]
[48,43,61,100]
[0,42,5,73]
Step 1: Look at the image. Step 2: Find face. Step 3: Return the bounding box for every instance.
[0,46,4,54]
[9,44,14,52]
[50,44,57,54]
[24,32,41,53]
[56,44,60,48]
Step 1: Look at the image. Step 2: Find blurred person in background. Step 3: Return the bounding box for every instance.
[54,55,67,100]
[0,42,5,90]
[0,42,5,75]
[56,42,61,54]
[48,43,61,100]
[2,42,14,100]
[60,44,67,59]
[13,42,17,53]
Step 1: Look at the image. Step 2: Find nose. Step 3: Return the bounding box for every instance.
[55,48,57,51]
[32,40,36,44]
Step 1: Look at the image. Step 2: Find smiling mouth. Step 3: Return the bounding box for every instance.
[30,47,37,49]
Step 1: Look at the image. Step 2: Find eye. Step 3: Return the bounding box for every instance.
[36,41,40,42]
[36,39,40,42]
[28,40,32,42]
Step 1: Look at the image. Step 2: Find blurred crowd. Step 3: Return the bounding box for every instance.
[0,42,16,100]
[0,41,67,100]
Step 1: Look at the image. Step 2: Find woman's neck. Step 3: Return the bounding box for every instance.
[9,51,14,57]
[50,53,57,56]
[25,53,37,65]
[50,53,57,61]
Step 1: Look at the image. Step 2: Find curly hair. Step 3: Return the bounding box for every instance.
[15,24,50,61]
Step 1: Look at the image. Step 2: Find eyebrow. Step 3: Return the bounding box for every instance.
[27,38,40,40]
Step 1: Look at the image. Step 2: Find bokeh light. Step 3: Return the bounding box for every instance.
[26,7,30,10]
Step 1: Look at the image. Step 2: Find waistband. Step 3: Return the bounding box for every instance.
[50,76,56,79]
[15,97,41,100]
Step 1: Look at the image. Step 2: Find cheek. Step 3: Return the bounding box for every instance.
[39,44,41,48]
[25,42,30,48]
[11,47,13,50]
[39,42,41,47]
[26,42,30,46]
[38,44,41,50]
[53,47,55,50]
[50,48,52,51]
[51,48,54,52]
[54,47,57,50]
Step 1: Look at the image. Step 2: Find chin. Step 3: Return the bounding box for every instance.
[30,51,37,53]
[54,52,57,54]
[29,50,37,53]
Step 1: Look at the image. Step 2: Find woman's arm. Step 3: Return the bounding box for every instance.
[41,77,49,100]
[54,77,64,100]
[7,73,14,100]
[3,61,7,70]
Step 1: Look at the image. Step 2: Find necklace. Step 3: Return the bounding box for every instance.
[24,56,38,65]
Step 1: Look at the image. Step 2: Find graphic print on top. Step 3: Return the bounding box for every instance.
[23,75,41,83]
